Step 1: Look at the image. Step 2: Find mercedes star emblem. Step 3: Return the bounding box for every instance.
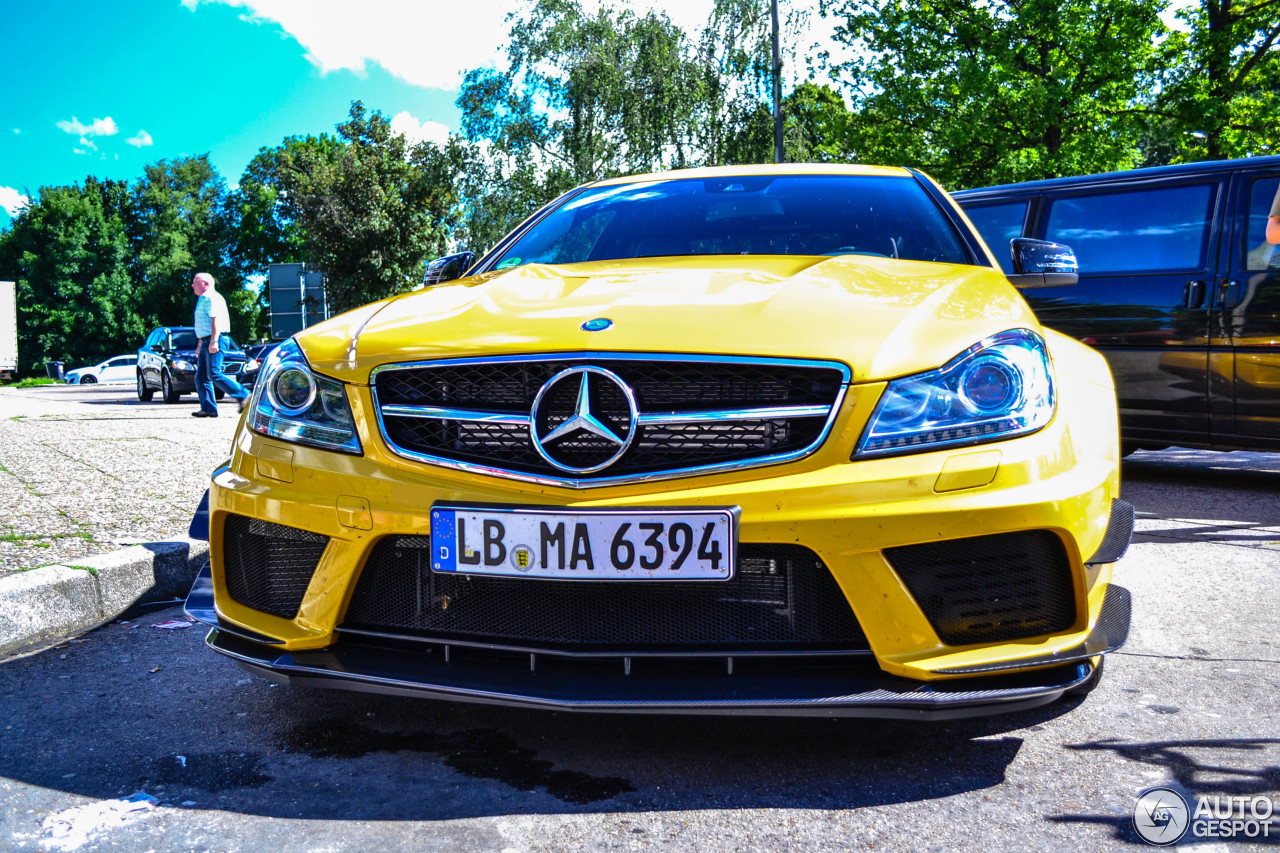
[529,366,638,474]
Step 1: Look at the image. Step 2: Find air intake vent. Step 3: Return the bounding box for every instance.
[885,530,1076,645]
[343,539,868,653]
[222,514,328,619]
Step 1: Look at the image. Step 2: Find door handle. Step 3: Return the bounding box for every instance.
[1216,280,1242,310]
[1184,280,1206,309]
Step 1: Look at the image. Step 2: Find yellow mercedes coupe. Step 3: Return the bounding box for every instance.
[186,164,1133,719]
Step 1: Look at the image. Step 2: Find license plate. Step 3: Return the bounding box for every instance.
[430,504,736,580]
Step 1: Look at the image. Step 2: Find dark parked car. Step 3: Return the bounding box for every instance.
[240,342,282,388]
[136,327,246,403]
[954,154,1280,453]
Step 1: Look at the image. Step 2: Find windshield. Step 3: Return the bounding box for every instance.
[491,174,972,269]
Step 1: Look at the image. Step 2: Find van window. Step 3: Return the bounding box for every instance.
[1045,184,1215,274]
[964,202,1028,273]
[1245,177,1280,271]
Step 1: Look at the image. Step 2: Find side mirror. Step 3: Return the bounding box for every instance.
[423,252,475,285]
[1008,238,1078,288]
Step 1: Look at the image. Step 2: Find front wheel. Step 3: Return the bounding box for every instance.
[161,371,181,404]
[79,375,97,384]
[136,372,153,402]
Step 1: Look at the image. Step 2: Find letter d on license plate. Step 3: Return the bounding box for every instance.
[430,504,737,580]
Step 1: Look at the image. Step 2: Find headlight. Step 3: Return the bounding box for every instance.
[173,360,195,372]
[855,329,1055,457]
[249,338,362,454]
[244,358,261,372]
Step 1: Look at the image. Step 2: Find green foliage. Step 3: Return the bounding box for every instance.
[821,0,1164,189]
[1148,0,1280,163]
[0,178,142,368]
[132,155,250,333]
[231,102,457,314]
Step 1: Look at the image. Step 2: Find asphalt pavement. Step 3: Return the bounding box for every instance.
[0,383,236,655]
[2,383,1279,851]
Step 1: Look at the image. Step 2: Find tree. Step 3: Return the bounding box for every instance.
[131,155,259,337]
[0,179,142,369]
[822,0,1165,189]
[233,102,457,314]
[1149,0,1279,163]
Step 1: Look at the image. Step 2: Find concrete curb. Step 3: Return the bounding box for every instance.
[0,538,208,658]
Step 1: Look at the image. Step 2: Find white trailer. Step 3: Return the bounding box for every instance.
[0,281,15,382]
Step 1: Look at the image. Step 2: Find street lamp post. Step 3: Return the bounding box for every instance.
[771,0,783,163]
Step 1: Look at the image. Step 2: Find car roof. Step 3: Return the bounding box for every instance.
[590,163,913,188]
[952,153,1280,199]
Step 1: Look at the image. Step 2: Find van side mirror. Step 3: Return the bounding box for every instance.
[1008,238,1078,288]
[423,252,475,285]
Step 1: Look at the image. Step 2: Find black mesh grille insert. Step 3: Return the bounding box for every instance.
[342,538,868,653]
[885,531,1076,645]
[375,358,844,481]
[222,514,329,619]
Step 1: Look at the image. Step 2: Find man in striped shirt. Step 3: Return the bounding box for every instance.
[191,272,249,418]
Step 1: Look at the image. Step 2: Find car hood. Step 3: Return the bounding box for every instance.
[298,255,1039,384]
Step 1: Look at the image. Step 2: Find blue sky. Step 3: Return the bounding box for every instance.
[0,0,844,231]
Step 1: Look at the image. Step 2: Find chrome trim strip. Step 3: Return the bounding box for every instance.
[370,351,852,383]
[382,405,530,424]
[381,404,829,425]
[335,626,874,658]
[637,405,830,424]
[370,352,852,489]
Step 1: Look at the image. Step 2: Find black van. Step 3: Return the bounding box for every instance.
[954,155,1280,453]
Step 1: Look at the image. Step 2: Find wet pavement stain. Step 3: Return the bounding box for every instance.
[282,720,634,804]
[137,752,273,792]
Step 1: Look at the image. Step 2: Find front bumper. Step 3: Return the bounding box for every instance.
[188,347,1131,716]
[187,557,1126,718]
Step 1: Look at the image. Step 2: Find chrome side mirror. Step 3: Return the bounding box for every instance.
[1008,238,1078,288]
[423,252,475,285]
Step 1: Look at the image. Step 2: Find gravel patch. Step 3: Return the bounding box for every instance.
[0,385,239,573]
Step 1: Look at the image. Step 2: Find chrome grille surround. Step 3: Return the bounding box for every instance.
[371,353,851,488]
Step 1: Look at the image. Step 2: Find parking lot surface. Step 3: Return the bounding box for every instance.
[1,384,1279,851]
[0,384,238,574]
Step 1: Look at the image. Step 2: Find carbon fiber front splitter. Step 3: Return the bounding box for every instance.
[199,627,1101,720]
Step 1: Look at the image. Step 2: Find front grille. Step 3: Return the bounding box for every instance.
[222,514,329,619]
[885,531,1076,645]
[374,355,847,485]
[342,538,868,653]
[223,361,242,374]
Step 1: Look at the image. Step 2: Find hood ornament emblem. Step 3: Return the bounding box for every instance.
[530,367,638,474]
[581,318,613,332]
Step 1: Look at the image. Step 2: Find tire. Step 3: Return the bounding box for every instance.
[161,371,181,404]
[136,372,153,402]
[215,389,225,401]
[79,375,97,385]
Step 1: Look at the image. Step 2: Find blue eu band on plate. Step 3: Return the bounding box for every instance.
[430,505,736,581]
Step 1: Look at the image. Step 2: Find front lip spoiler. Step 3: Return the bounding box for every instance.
[198,626,1097,720]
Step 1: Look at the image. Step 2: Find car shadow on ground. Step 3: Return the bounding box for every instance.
[1046,737,1280,845]
[0,619,1088,822]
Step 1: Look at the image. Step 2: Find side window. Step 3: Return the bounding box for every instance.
[1045,184,1216,274]
[963,202,1029,273]
[1244,176,1280,271]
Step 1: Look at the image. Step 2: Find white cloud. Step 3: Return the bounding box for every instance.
[182,0,511,90]
[56,115,119,138]
[56,115,120,152]
[0,186,29,217]
[180,1,843,93]
[390,111,450,147]
[12,128,19,134]
[127,129,154,147]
